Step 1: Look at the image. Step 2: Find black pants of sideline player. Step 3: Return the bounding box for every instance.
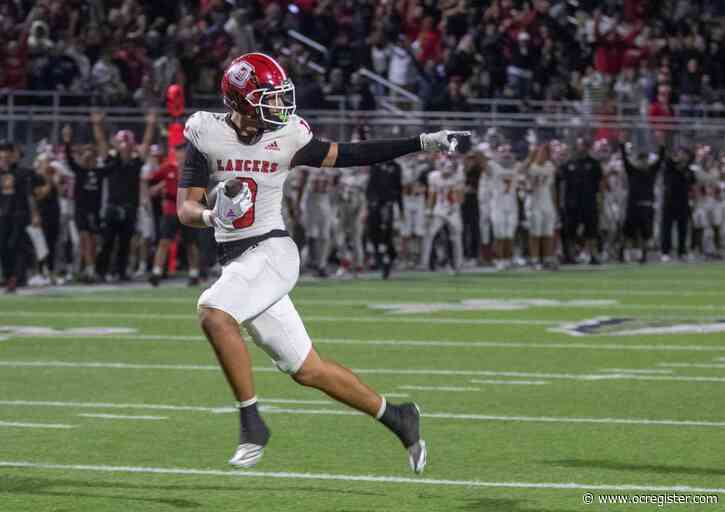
[97,205,137,280]
[0,214,31,287]
[367,200,396,278]
[563,203,599,263]
[661,205,689,257]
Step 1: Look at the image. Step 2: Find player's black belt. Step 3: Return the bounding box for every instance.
[217,230,290,266]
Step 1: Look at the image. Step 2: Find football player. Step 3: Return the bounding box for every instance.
[398,155,427,269]
[62,124,103,283]
[335,166,368,276]
[297,165,338,277]
[420,155,465,272]
[133,144,163,278]
[177,53,467,473]
[692,146,722,258]
[596,139,626,262]
[489,144,520,270]
[521,143,557,269]
[148,144,201,286]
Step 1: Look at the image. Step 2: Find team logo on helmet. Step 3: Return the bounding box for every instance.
[228,61,254,88]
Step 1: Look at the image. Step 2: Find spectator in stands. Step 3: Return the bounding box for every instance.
[326,32,357,84]
[506,31,537,99]
[427,76,468,112]
[388,35,417,93]
[92,49,127,105]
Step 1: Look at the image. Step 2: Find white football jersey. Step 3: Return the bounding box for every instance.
[302,166,338,207]
[338,167,368,203]
[696,166,720,199]
[528,161,556,211]
[489,161,518,211]
[184,111,313,242]
[428,168,464,217]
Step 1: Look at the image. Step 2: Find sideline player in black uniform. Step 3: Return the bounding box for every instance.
[63,124,104,282]
[92,111,156,281]
[0,141,44,292]
[366,159,403,279]
[557,138,603,264]
[620,141,664,264]
[661,146,695,261]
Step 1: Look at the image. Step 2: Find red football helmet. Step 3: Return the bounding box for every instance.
[221,53,296,130]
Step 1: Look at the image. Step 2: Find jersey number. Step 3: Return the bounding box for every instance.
[232,177,258,229]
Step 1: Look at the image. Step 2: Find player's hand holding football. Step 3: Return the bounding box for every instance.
[420,130,471,154]
[210,179,254,230]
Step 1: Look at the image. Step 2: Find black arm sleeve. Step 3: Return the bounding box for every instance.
[179,141,210,188]
[290,138,330,168]
[291,137,422,168]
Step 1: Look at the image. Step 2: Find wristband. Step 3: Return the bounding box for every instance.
[202,209,214,227]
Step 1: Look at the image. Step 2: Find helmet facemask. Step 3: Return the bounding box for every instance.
[246,80,296,129]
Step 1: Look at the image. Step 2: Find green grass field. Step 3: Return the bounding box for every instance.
[2,263,725,511]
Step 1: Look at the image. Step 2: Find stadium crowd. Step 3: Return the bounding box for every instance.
[1,113,724,292]
[2,0,725,291]
[2,0,725,111]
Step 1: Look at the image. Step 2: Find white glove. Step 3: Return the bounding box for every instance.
[209,180,254,230]
[420,130,471,153]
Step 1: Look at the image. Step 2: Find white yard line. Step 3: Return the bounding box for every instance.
[2,460,725,494]
[78,413,167,421]
[0,398,331,412]
[0,311,558,326]
[5,360,725,383]
[659,363,725,369]
[15,292,725,305]
[398,385,481,392]
[598,369,674,374]
[9,334,725,354]
[5,399,725,429]
[469,379,549,385]
[0,421,75,429]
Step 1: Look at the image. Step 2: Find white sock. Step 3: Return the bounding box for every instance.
[152,265,162,276]
[236,396,258,409]
[375,396,387,420]
[189,268,199,278]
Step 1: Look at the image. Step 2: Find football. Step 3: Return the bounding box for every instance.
[224,179,242,197]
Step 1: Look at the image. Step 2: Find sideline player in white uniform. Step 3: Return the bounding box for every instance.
[476,154,493,263]
[692,146,722,257]
[297,165,338,276]
[335,166,368,275]
[489,144,519,269]
[177,53,467,473]
[521,144,557,269]
[420,156,465,271]
[399,155,427,267]
[596,139,626,261]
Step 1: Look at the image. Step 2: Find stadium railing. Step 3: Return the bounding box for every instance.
[3,90,725,155]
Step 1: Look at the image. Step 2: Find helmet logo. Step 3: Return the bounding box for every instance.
[228,61,254,88]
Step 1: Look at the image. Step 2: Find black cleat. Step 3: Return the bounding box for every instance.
[230,408,271,468]
[397,403,427,474]
[187,277,200,287]
[382,261,391,280]
[148,274,160,287]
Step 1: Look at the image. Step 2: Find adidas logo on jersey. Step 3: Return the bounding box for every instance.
[264,141,280,151]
